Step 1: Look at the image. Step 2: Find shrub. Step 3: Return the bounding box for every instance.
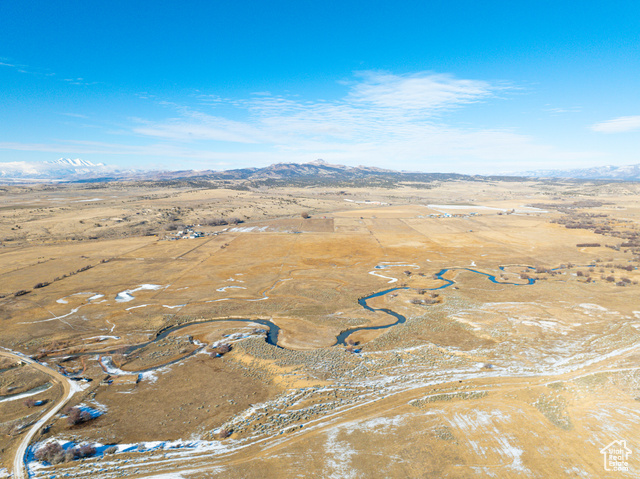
[66,407,93,425]
[34,441,65,464]
[301,211,310,219]
[74,444,96,459]
[104,446,118,455]
[212,343,232,356]
[207,217,228,226]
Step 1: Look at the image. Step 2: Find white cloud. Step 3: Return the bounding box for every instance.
[132,72,504,150]
[591,115,640,133]
[0,71,602,173]
[123,71,591,172]
[347,71,496,112]
[543,106,581,114]
[133,115,266,144]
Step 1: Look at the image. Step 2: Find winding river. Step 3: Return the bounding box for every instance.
[335,267,534,345]
[56,266,540,374]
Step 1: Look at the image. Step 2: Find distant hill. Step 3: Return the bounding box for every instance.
[3,157,640,184]
[180,159,494,187]
[200,159,405,180]
[515,163,640,181]
[0,158,484,184]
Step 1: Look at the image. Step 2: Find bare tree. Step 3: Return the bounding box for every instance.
[34,441,65,464]
[66,407,93,425]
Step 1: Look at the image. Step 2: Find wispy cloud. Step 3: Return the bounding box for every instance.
[0,58,55,76]
[347,71,497,112]
[125,71,592,171]
[0,60,29,74]
[591,115,640,133]
[62,77,100,86]
[0,71,601,173]
[543,106,581,114]
[135,72,504,148]
[132,112,269,143]
[0,57,101,85]
[60,112,89,119]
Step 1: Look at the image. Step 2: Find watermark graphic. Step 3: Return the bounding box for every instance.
[600,440,631,472]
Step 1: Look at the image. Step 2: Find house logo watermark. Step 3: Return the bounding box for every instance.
[600,440,631,472]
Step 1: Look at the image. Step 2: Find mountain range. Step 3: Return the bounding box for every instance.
[514,163,640,181]
[0,158,473,184]
[1,158,639,183]
[0,158,117,182]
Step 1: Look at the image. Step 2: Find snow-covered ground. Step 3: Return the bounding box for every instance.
[115,284,165,302]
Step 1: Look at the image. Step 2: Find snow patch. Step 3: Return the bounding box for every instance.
[0,383,52,403]
[578,303,608,311]
[116,284,164,302]
[125,304,150,311]
[369,271,397,283]
[216,286,247,292]
[116,292,135,302]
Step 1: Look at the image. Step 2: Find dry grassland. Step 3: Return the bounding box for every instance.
[1,179,640,477]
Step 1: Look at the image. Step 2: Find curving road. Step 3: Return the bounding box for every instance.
[0,349,75,479]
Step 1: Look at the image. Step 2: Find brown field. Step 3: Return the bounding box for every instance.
[2,178,640,477]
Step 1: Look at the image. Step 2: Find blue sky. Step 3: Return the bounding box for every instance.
[1,1,639,174]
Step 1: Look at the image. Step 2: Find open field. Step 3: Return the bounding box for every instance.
[2,178,640,477]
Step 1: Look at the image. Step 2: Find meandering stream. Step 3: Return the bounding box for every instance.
[56,266,539,375]
[335,267,534,345]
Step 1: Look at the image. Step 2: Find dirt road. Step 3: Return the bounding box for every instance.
[0,349,75,479]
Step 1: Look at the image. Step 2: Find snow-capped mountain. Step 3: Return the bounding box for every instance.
[514,163,640,180]
[0,158,118,182]
[47,158,105,168]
